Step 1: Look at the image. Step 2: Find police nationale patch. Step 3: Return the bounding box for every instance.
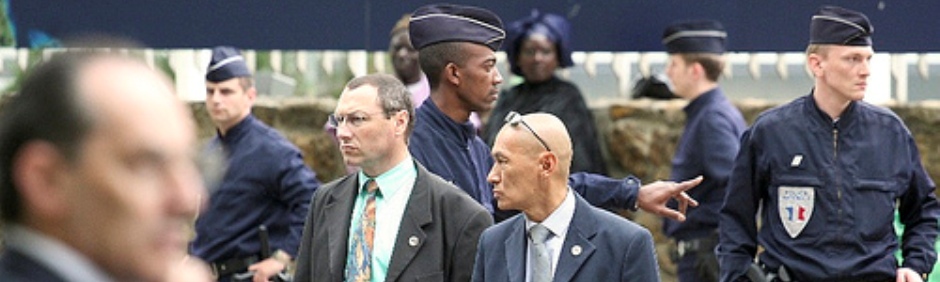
[778,186,814,238]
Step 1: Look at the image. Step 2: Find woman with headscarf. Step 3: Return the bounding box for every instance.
[483,10,607,175]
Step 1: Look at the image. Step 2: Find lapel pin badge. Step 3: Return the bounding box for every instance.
[408,236,420,247]
[571,245,582,256]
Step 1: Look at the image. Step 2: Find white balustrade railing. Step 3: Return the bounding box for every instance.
[0,48,936,104]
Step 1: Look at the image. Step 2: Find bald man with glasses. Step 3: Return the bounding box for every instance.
[473,112,659,282]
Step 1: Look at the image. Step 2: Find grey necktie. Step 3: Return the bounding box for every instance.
[529,224,552,282]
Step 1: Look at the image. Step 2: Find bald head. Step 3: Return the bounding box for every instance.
[489,112,572,220]
[498,113,572,174]
[79,55,185,128]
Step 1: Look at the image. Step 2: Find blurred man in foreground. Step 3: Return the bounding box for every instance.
[0,51,211,281]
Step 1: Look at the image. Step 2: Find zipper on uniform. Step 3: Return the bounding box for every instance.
[833,125,842,212]
[832,127,838,160]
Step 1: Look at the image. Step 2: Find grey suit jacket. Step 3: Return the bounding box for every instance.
[472,193,659,282]
[294,161,493,282]
[0,248,67,282]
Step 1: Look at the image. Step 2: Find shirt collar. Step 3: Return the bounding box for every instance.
[406,72,428,89]
[805,90,858,129]
[683,87,722,116]
[4,225,117,282]
[217,114,255,143]
[357,156,416,198]
[420,99,477,143]
[525,188,576,239]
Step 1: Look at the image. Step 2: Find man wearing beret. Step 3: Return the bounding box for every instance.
[192,46,320,281]
[406,3,702,223]
[660,20,746,282]
[718,6,939,281]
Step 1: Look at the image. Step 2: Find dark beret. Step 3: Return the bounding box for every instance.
[206,46,251,82]
[810,5,873,46]
[662,20,727,54]
[506,10,574,76]
[409,4,505,51]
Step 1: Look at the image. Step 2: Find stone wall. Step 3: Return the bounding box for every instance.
[191,98,940,281]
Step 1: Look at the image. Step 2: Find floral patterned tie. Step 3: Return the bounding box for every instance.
[347,179,379,282]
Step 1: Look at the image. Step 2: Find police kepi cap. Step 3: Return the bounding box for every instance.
[206,46,251,82]
[809,6,873,46]
[409,4,505,51]
[662,20,727,54]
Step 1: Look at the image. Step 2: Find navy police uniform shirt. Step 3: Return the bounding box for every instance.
[664,88,745,240]
[409,99,495,212]
[409,99,643,221]
[192,115,319,263]
[717,93,940,281]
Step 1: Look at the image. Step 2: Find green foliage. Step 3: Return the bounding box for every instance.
[0,0,15,47]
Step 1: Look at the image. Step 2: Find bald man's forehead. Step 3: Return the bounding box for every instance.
[77,57,183,133]
[494,126,542,158]
[491,127,516,156]
[78,57,171,101]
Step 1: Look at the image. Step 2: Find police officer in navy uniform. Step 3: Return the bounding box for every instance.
[192,46,320,281]
[718,6,939,282]
[661,20,746,282]
[406,3,703,224]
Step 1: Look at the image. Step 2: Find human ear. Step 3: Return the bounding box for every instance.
[393,110,408,136]
[445,63,460,86]
[246,86,258,101]
[807,54,824,77]
[13,141,71,219]
[538,152,558,175]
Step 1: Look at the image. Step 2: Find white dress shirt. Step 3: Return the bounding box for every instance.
[524,188,576,282]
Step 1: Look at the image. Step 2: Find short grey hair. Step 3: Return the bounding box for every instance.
[345,73,416,138]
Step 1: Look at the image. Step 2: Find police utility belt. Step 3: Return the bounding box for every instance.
[210,255,259,277]
[749,264,896,282]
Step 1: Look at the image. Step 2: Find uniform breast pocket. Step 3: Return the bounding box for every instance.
[854,179,898,241]
[771,174,823,239]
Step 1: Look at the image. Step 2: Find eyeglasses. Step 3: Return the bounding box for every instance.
[504,111,551,152]
[328,111,386,128]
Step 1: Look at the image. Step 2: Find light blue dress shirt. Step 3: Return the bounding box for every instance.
[346,157,417,282]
